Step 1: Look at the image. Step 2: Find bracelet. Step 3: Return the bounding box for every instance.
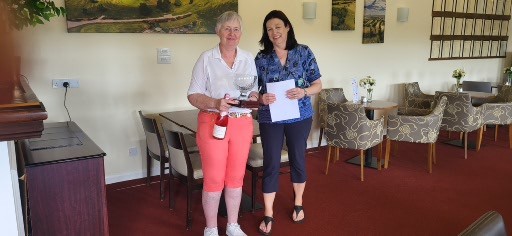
[303,88,308,97]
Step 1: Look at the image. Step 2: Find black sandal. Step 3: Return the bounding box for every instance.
[292,205,305,224]
[258,216,274,235]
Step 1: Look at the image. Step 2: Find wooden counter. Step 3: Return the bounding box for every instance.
[0,78,47,141]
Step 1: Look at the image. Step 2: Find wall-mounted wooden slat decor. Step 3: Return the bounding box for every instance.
[429,0,511,60]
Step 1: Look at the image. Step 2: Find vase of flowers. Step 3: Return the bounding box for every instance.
[359,76,376,102]
[503,67,512,85]
[452,68,466,92]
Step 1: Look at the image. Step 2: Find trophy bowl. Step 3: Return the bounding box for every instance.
[234,74,257,100]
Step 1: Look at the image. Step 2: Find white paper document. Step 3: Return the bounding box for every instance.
[267,80,300,122]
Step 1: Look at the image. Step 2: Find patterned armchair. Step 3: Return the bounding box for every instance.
[398,82,435,115]
[435,91,484,159]
[325,102,385,181]
[384,97,448,173]
[479,85,512,149]
[317,88,348,147]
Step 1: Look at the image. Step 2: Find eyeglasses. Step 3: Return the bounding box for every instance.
[221,27,241,34]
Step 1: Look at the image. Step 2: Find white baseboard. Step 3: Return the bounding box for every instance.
[106,167,167,185]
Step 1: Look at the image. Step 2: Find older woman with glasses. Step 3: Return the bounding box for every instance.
[187,11,258,236]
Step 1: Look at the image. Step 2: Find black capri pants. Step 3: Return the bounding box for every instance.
[260,117,312,193]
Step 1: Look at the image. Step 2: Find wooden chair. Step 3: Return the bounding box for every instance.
[162,128,203,230]
[246,143,289,212]
[138,110,168,200]
[385,97,448,173]
[324,103,385,181]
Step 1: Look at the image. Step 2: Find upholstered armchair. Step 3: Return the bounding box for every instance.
[435,92,484,159]
[399,82,435,115]
[324,103,385,181]
[385,97,448,173]
[479,85,512,149]
[317,88,348,147]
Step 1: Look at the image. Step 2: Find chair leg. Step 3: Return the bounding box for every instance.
[377,141,383,170]
[433,143,437,164]
[476,126,484,151]
[335,147,340,162]
[464,132,468,159]
[169,172,175,210]
[325,145,332,175]
[459,132,463,140]
[495,125,499,141]
[384,139,391,169]
[251,170,258,212]
[509,124,512,149]
[427,143,432,173]
[318,127,324,147]
[146,150,151,186]
[186,183,193,230]
[360,150,365,182]
[160,160,165,201]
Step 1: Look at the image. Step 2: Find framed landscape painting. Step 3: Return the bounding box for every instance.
[64,0,238,33]
[362,0,386,44]
[331,0,356,31]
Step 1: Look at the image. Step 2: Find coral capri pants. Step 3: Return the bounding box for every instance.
[196,111,253,192]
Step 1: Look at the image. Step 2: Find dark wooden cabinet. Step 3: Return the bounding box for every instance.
[20,122,108,236]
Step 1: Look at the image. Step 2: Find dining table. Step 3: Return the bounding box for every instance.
[345,100,398,170]
[160,109,260,142]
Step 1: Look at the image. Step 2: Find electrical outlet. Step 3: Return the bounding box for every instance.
[52,79,79,88]
[128,147,139,157]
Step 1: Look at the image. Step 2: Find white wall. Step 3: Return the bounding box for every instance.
[14,0,512,183]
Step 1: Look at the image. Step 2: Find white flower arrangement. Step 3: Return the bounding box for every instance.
[503,67,512,75]
[452,68,466,80]
[359,76,376,90]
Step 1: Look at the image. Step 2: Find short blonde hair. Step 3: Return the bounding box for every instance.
[215,11,242,34]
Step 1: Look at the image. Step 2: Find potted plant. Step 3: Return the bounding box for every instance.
[359,76,376,102]
[503,67,512,85]
[4,0,66,30]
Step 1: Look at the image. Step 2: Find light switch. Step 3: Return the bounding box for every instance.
[157,48,171,64]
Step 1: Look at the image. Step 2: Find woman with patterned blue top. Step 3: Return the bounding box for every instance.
[255,10,322,235]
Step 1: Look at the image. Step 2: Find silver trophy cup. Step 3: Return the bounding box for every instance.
[234,74,257,100]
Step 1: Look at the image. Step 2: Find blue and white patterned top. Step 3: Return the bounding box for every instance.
[255,44,321,124]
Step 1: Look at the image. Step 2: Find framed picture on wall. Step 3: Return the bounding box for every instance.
[331,0,356,30]
[64,0,238,33]
[362,0,386,44]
